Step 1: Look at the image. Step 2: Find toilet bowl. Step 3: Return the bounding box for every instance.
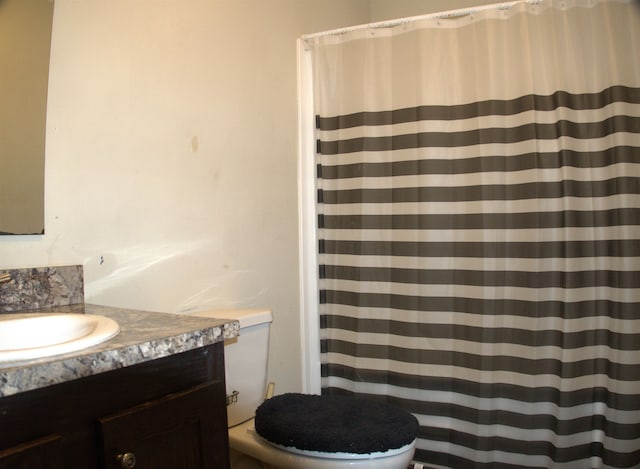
[189,309,418,469]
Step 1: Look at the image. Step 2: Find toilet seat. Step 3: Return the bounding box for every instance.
[254,393,419,456]
[229,419,417,469]
[264,439,416,460]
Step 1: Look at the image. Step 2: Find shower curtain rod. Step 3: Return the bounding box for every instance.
[300,0,543,40]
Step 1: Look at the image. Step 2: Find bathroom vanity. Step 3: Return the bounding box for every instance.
[0,304,238,469]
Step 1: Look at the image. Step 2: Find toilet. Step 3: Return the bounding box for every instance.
[190,308,418,469]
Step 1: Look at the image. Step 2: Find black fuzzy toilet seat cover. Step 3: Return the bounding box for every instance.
[254,393,419,454]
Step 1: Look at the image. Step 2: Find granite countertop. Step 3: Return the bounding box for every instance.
[0,304,239,398]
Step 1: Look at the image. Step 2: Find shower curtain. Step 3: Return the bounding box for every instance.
[303,0,640,467]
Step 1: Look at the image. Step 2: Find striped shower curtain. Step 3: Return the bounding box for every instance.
[306,1,640,467]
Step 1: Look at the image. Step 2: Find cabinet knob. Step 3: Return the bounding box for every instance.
[116,452,137,468]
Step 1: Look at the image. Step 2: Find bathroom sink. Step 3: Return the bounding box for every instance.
[0,313,120,366]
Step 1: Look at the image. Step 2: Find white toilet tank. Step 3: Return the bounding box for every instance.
[189,308,272,427]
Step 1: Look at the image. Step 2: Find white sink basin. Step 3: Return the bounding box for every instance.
[0,313,120,366]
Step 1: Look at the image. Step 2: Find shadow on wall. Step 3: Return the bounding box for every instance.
[84,240,266,313]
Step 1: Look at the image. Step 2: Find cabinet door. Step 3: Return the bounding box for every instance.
[98,381,229,469]
[0,434,63,469]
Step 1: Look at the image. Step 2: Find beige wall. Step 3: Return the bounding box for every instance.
[0,0,496,394]
[371,0,498,21]
[0,0,369,395]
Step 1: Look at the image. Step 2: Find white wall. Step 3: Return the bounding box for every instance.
[0,0,369,395]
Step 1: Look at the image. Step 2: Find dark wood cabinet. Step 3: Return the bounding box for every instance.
[0,434,63,469]
[0,343,230,469]
[98,382,227,469]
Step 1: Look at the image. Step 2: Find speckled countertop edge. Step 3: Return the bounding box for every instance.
[0,304,239,397]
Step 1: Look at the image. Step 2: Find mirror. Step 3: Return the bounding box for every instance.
[0,0,54,235]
